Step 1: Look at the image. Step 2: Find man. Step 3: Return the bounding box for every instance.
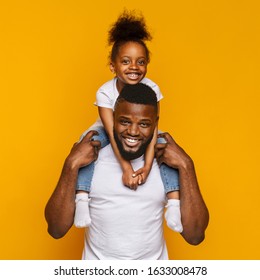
[45,83,209,259]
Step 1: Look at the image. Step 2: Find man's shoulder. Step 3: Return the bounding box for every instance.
[97,145,117,163]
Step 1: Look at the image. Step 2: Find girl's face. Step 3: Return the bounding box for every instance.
[110,41,148,93]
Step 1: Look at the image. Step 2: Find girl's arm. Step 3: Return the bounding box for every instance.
[133,101,160,184]
[133,126,157,184]
[98,107,140,189]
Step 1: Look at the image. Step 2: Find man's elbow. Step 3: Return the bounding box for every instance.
[186,233,205,246]
[184,212,209,245]
[181,228,206,246]
[47,225,69,239]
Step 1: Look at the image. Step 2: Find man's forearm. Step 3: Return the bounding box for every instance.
[179,158,209,245]
[45,159,78,239]
[44,131,101,239]
[154,133,209,245]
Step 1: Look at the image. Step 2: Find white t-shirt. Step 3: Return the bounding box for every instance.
[91,77,163,128]
[95,77,163,109]
[82,145,168,260]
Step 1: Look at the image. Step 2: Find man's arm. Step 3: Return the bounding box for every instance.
[44,131,101,239]
[155,133,209,245]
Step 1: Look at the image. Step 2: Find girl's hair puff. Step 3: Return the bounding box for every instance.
[108,9,152,63]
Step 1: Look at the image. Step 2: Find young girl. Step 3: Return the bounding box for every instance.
[74,10,183,233]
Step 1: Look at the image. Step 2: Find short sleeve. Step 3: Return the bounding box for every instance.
[95,89,114,109]
[94,79,117,109]
[141,78,163,102]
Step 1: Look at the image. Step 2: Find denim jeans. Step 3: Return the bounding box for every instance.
[157,135,179,193]
[76,127,179,193]
[77,126,110,192]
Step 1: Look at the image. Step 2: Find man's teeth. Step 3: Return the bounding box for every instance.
[127,138,138,143]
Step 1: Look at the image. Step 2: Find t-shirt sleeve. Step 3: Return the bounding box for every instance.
[151,83,163,102]
[141,78,164,102]
[95,88,114,109]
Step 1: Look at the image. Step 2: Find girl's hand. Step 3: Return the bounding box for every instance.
[133,165,151,185]
[122,168,140,190]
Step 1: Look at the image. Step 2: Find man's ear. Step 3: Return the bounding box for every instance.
[109,63,115,74]
[155,116,159,126]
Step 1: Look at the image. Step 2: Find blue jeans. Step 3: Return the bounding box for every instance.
[77,126,110,192]
[157,135,179,193]
[76,127,179,193]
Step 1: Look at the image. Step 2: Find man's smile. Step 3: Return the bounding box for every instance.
[122,137,141,148]
[121,136,141,150]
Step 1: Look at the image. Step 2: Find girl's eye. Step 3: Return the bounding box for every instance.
[138,60,146,65]
[122,59,130,64]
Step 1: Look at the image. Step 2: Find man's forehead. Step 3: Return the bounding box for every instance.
[115,100,157,118]
[115,100,155,111]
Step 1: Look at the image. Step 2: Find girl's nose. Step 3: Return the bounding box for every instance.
[129,61,138,69]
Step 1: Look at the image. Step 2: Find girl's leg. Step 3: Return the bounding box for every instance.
[74,126,109,228]
[165,192,183,233]
[158,134,183,233]
[74,191,91,228]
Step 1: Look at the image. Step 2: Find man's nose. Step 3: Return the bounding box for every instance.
[128,124,139,136]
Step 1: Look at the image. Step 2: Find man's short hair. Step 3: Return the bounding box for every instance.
[115,83,158,113]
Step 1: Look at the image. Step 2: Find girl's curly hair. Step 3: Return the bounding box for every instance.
[108,10,152,63]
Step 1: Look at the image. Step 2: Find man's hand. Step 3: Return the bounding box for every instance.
[66,130,101,170]
[155,132,191,169]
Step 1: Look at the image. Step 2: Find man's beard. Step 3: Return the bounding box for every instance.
[113,129,153,161]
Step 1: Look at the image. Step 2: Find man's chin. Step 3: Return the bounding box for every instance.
[122,145,140,154]
[120,149,142,161]
[113,129,153,161]
[117,142,144,161]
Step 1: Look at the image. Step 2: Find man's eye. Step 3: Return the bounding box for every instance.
[120,120,130,125]
[140,123,149,128]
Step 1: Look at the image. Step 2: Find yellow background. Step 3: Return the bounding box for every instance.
[1,0,259,259]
